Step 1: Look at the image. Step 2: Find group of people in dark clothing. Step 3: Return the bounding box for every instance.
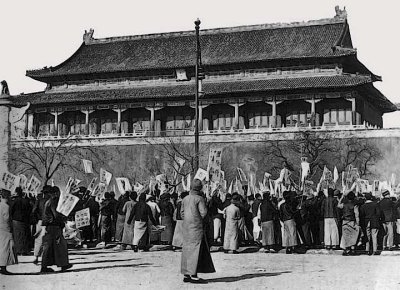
[0,186,72,275]
[1,177,400,276]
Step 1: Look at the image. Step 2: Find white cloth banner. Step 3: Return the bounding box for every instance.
[82,159,93,174]
[301,162,310,182]
[116,177,132,194]
[18,174,28,191]
[100,168,112,185]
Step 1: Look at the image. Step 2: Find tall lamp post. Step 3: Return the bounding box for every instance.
[194,18,204,172]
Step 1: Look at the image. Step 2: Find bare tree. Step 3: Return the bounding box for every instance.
[10,137,105,185]
[339,137,382,178]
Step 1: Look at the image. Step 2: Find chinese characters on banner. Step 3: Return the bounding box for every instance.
[0,171,19,193]
[207,148,223,182]
[26,175,41,196]
[100,168,112,185]
[75,208,91,229]
[56,193,79,217]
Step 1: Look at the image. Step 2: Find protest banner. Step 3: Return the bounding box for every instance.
[75,208,91,229]
[56,192,79,217]
[133,182,144,193]
[26,175,41,196]
[87,177,98,194]
[116,177,132,194]
[237,168,247,182]
[18,174,28,191]
[100,168,112,185]
[194,168,208,181]
[301,161,310,183]
[0,171,19,193]
[92,182,107,199]
[207,148,223,182]
[82,159,93,174]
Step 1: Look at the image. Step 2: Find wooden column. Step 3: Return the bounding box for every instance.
[112,108,126,133]
[81,110,94,135]
[346,98,357,125]
[50,112,60,136]
[266,99,283,128]
[305,98,321,126]
[228,103,245,129]
[27,113,34,136]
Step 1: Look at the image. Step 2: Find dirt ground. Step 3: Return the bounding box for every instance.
[2,247,400,290]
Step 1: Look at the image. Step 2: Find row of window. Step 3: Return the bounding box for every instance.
[33,108,357,135]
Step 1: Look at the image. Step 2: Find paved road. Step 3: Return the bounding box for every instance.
[2,247,400,290]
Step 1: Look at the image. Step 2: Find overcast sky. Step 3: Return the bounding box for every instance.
[1,0,399,127]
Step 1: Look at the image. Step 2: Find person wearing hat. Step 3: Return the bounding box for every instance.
[32,185,52,265]
[0,189,18,275]
[41,186,72,273]
[181,179,215,283]
[379,190,395,251]
[359,192,380,255]
[223,193,241,254]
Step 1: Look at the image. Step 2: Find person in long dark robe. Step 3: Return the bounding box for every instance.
[115,192,130,242]
[259,191,277,253]
[0,189,18,275]
[97,192,114,247]
[159,192,174,245]
[32,185,52,265]
[127,192,157,252]
[181,179,215,284]
[41,186,72,273]
[172,191,188,249]
[337,191,360,255]
[10,187,32,255]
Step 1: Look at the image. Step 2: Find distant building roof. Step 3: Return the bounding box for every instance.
[13,74,396,112]
[26,17,355,81]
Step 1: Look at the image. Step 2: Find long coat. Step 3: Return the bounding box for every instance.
[0,201,18,267]
[121,200,136,245]
[180,190,215,275]
[223,203,241,251]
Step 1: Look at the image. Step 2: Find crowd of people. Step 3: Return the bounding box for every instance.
[1,178,400,278]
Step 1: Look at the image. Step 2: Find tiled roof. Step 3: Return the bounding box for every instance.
[26,18,354,80]
[14,74,391,109]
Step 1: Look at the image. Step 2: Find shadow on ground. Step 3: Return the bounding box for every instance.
[9,263,153,276]
[206,271,291,283]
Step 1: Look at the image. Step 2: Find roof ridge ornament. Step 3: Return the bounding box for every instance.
[83,28,95,44]
[334,5,347,20]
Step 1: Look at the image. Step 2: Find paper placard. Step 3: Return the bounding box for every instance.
[75,208,90,229]
[194,168,208,181]
[82,159,93,174]
[26,175,41,196]
[56,193,79,217]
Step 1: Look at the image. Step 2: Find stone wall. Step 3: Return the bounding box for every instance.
[9,128,400,192]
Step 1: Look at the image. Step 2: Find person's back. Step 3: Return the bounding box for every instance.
[225,203,240,221]
[10,196,31,224]
[359,200,380,227]
[379,197,395,222]
[322,196,338,218]
[181,193,206,232]
[260,199,276,222]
